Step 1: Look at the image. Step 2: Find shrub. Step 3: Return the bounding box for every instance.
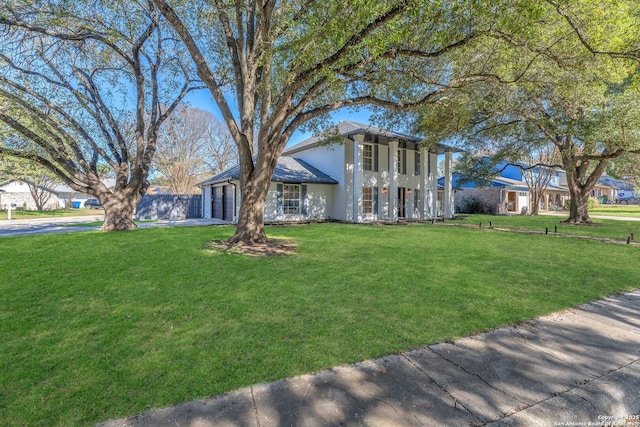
[564,198,600,210]
[457,196,495,214]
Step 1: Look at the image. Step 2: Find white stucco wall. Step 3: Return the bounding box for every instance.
[264,182,334,222]
[292,143,346,221]
[357,144,423,221]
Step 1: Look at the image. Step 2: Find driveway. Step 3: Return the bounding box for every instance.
[0,216,228,237]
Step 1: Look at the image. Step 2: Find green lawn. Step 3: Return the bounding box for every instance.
[0,208,102,220]
[590,205,640,217]
[463,213,640,240]
[1,223,638,426]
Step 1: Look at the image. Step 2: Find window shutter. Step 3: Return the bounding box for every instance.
[414,151,420,176]
[301,184,307,215]
[402,149,407,175]
[373,187,379,216]
[374,144,379,172]
[276,183,283,216]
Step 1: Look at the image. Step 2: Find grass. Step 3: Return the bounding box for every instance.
[590,205,640,217]
[1,222,639,426]
[463,213,640,240]
[0,208,102,220]
[62,219,157,227]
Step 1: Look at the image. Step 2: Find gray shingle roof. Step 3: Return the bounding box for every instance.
[284,120,461,155]
[284,120,418,155]
[198,156,338,187]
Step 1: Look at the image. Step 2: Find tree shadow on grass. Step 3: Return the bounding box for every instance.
[96,292,640,427]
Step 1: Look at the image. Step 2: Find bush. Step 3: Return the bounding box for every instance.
[457,196,496,214]
[564,198,600,210]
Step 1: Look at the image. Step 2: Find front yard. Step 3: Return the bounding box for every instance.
[464,213,640,240]
[0,208,101,221]
[590,204,640,217]
[1,221,638,426]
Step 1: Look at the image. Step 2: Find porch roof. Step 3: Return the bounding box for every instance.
[492,176,569,193]
[198,156,339,187]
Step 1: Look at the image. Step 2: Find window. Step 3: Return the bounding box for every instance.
[414,151,420,176]
[363,144,373,171]
[283,184,300,214]
[362,186,374,214]
[397,148,406,175]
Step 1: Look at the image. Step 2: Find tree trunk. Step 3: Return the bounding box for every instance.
[101,193,140,231]
[226,170,272,245]
[566,191,592,224]
[530,191,541,215]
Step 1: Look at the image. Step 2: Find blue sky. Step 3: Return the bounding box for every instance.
[183,90,373,148]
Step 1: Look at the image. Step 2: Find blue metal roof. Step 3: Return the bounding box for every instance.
[199,156,338,186]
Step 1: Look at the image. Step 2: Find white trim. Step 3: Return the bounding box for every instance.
[389,140,399,222]
[428,152,438,218]
[353,134,364,222]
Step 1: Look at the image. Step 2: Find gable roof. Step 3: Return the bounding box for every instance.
[284,120,460,155]
[199,156,339,187]
[449,172,569,192]
[597,175,632,190]
[284,121,418,156]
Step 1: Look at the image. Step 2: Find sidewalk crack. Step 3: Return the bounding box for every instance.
[401,353,484,425]
[425,346,528,407]
[573,391,599,415]
[484,357,640,424]
[251,386,261,427]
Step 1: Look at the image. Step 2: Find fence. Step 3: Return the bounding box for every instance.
[135,194,202,220]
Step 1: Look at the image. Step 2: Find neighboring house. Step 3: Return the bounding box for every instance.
[595,174,632,202]
[53,179,116,208]
[0,179,58,210]
[452,162,570,214]
[0,179,116,210]
[199,121,459,223]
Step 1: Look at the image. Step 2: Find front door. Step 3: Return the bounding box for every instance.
[507,191,517,212]
[397,187,406,218]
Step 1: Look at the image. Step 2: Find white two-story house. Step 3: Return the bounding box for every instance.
[199,121,458,223]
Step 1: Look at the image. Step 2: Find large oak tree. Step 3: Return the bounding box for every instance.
[150,0,516,245]
[0,0,199,230]
[419,1,640,224]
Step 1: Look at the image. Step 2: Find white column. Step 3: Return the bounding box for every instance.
[389,139,399,222]
[202,186,211,218]
[444,150,454,218]
[420,147,428,219]
[352,134,363,223]
[428,151,438,218]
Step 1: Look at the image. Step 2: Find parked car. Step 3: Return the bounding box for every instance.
[618,196,640,205]
[84,198,103,209]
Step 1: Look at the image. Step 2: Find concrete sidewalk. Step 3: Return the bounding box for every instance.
[98,290,640,427]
